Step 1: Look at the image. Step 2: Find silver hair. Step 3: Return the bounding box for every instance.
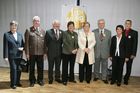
[33,16,40,21]
[10,20,18,26]
[98,19,105,23]
[52,20,60,25]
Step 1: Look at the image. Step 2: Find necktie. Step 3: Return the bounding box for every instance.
[55,30,59,40]
[100,30,103,41]
[36,27,39,32]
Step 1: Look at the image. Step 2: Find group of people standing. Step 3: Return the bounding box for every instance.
[3,16,138,89]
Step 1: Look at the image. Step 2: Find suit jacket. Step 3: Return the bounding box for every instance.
[93,28,111,59]
[75,31,96,65]
[62,30,78,54]
[24,26,46,55]
[123,29,138,57]
[45,29,63,58]
[110,35,129,58]
[3,31,24,59]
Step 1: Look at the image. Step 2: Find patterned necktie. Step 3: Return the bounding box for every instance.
[55,30,59,40]
[100,30,103,41]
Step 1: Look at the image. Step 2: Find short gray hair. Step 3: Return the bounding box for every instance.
[10,20,18,26]
[98,19,105,23]
[33,16,40,21]
[52,20,60,25]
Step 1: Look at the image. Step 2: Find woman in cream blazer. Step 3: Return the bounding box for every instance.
[76,22,96,83]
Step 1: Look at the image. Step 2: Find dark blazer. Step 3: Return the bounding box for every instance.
[3,31,24,59]
[24,26,46,55]
[45,29,63,58]
[123,29,138,56]
[110,35,129,58]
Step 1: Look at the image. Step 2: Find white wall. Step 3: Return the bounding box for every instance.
[0,0,139,76]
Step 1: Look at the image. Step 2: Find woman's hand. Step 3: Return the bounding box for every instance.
[18,47,24,51]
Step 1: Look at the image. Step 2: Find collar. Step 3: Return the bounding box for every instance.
[99,29,105,33]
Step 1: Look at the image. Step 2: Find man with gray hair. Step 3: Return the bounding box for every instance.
[93,19,111,84]
[24,16,46,87]
[45,20,63,84]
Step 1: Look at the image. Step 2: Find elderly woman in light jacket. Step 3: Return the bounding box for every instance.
[76,22,96,84]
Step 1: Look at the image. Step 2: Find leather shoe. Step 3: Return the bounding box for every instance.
[69,80,77,83]
[49,81,53,84]
[30,83,34,87]
[16,83,22,87]
[117,83,121,86]
[11,85,16,89]
[110,81,115,85]
[80,80,83,83]
[103,80,109,84]
[38,81,44,86]
[87,81,90,84]
[63,82,67,86]
[55,79,62,83]
[94,78,99,81]
[124,81,128,85]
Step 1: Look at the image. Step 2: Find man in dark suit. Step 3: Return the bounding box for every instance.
[123,20,138,85]
[24,16,46,87]
[3,21,24,89]
[45,20,63,84]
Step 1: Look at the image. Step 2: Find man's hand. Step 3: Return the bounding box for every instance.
[26,54,30,60]
[18,47,24,51]
[125,58,129,62]
[72,49,77,54]
[109,57,112,61]
[44,54,47,60]
[4,58,9,65]
[130,55,135,59]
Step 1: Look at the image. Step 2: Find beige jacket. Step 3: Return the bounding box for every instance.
[76,31,96,65]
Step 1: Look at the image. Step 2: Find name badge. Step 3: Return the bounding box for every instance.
[128,36,131,38]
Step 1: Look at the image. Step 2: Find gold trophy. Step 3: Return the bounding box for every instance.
[67,6,87,30]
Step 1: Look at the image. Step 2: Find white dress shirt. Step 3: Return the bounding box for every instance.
[115,35,122,56]
[13,32,17,41]
[54,29,59,38]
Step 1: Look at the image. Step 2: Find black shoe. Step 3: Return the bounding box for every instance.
[30,83,34,87]
[16,83,22,87]
[94,78,99,81]
[110,81,115,85]
[124,81,128,85]
[86,81,90,84]
[69,80,77,83]
[117,83,121,86]
[38,81,44,86]
[49,81,53,84]
[55,79,62,83]
[11,85,16,89]
[63,82,67,86]
[103,80,109,84]
[80,80,83,83]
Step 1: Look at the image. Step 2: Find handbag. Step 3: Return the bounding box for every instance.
[20,59,29,73]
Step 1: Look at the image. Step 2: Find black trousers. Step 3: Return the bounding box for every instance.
[9,58,21,86]
[62,54,76,82]
[124,58,133,82]
[29,55,44,83]
[79,54,92,82]
[48,55,61,81]
[111,57,125,83]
